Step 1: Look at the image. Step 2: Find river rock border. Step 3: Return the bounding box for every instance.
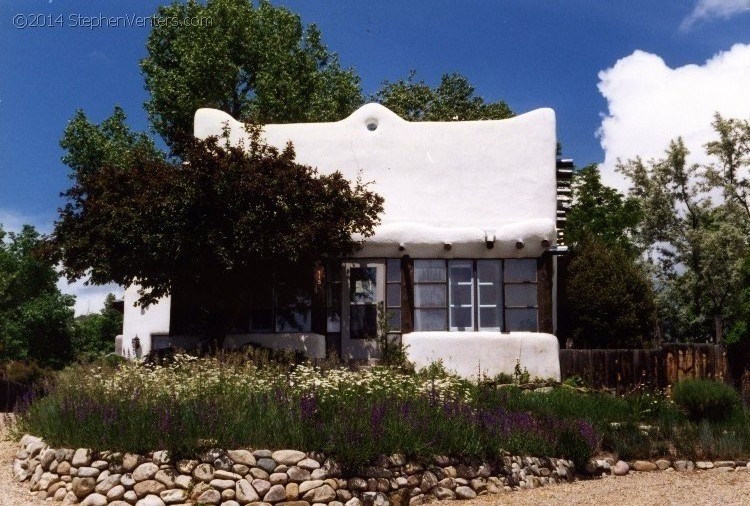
[13,435,575,506]
[586,457,750,476]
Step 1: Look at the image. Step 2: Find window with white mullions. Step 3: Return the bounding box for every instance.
[504,259,538,331]
[448,260,474,331]
[477,260,503,331]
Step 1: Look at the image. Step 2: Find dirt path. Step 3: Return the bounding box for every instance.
[1,414,749,506]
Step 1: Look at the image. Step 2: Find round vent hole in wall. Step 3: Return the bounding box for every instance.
[366,118,378,131]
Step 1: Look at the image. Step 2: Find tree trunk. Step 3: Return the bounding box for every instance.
[714,314,723,344]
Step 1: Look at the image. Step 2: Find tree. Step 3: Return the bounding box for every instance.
[141,0,362,151]
[619,136,748,342]
[565,236,657,349]
[0,225,74,367]
[71,294,122,359]
[565,164,642,255]
[373,71,513,121]
[560,165,656,348]
[53,114,383,347]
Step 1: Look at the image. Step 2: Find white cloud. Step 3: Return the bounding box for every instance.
[56,276,123,316]
[597,43,750,193]
[681,0,750,30]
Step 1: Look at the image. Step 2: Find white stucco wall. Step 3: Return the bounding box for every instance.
[402,331,561,381]
[195,104,558,258]
[121,284,171,358]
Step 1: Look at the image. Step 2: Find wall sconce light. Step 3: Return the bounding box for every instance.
[132,335,141,351]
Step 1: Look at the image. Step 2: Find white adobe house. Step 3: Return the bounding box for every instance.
[118,103,571,380]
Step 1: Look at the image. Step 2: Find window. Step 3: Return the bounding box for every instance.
[386,259,402,333]
[249,271,312,333]
[414,260,447,331]
[413,259,537,332]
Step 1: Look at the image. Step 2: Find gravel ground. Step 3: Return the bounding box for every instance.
[1,414,749,506]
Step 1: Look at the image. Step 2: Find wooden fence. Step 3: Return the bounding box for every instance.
[559,344,728,392]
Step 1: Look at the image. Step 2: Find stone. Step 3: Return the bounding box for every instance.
[228,450,257,467]
[57,461,72,475]
[124,490,139,503]
[135,494,166,506]
[154,469,177,488]
[287,467,311,482]
[253,449,273,458]
[285,482,299,500]
[210,478,237,490]
[223,502,240,506]
[201,448,225,463]
[297,458,320,471]
[54,487,68,501]
[108,502,131,506]
[655,459,671,470]
[270,472,289,485]
[613,460,629,476]
[134,479,167,498]
[302,484,336,503]
[96,469,110,483]
[233,464,251,475]
[194,463,215,481]
[715,461,736,468]
[215,469,242,480]
[272,450,306,466]
[80,493,107,506]
[175,474,193,490]
[249,468,270,480]
[76,467,100,478]
[431,487,455,500]
[215,455,233,471]
[455,486,477,500]
[310,469,327,480]
[72,477,96,498]
[299,480,324,494]
[62,491,79,505]
[159,488,187,503]
[27,440,47,457]
[91,460,109,470]
[71,449,92,468]
[264,484,288,503]
[56,448,74,462]
[95,473,122,494]
[41,448,57,469]
[120,473,136,487]
[345,499,363,506]
[419,471,438,492]
[362,491,389,506]
[152,451,170,465]
[361,467,392,479]
[674,460,695,471]
[696,461,714,470]
[252,478,272,496]
[197,488,221,505]
[236,478,260,503]
[278,503,312,506]
[107,485,126,501]
[257,458,278,473]
[274,464,290,473]
[133,463,160,481]
[176,459,199,474]
[632,460,658,472]
[123,453,145,472]
[337,489,353,502]
[325,478,340,491]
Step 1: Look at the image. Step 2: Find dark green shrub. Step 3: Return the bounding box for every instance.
[672,379,741,423]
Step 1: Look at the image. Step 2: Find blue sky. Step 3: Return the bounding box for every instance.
[2,0,750,312]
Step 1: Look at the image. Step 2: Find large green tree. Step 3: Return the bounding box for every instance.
[373,71,513,121]
[141,0,362,151]
[560,165,656,348]
[0,226,74,367]
[53,115,383,347]
[71,293,123,359]
[619,130,749,343]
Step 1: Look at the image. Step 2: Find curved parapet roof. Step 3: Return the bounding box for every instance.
[195,104,557,257]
